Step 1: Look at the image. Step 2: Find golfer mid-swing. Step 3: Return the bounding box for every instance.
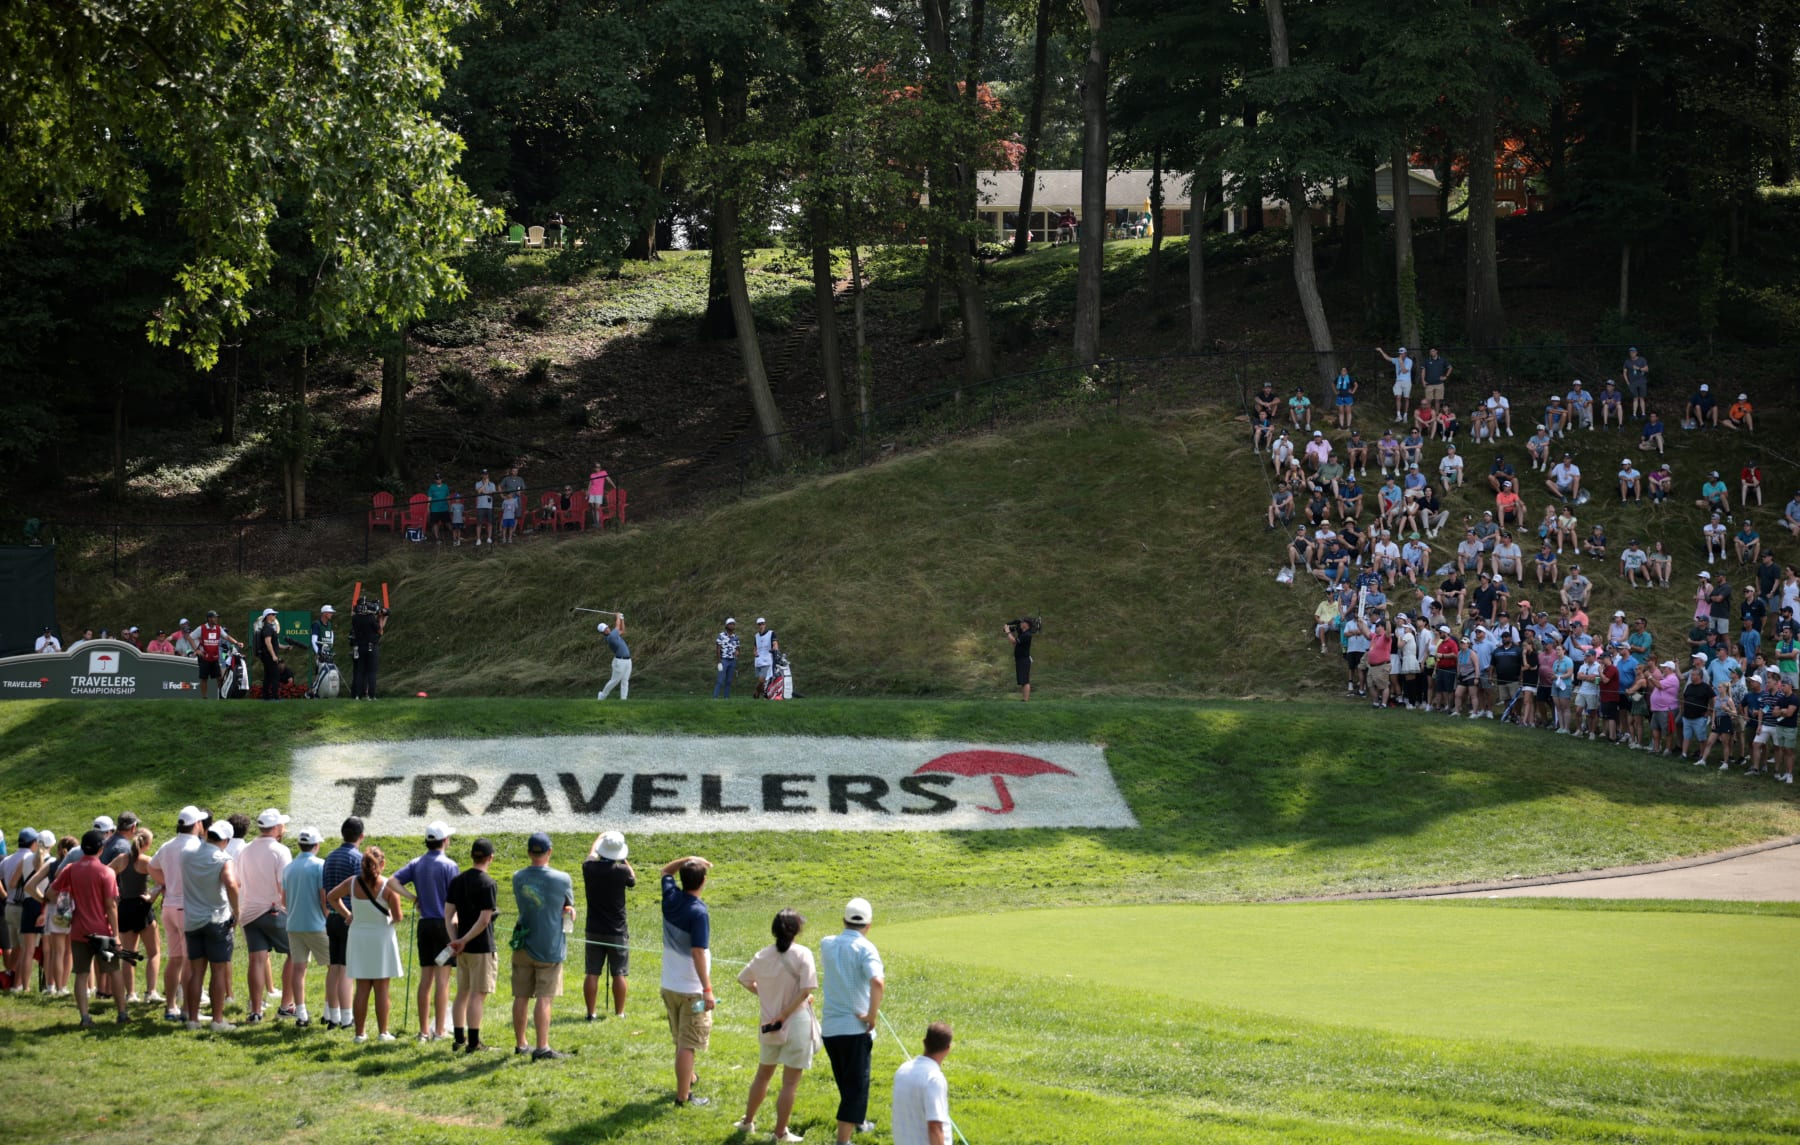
[596,612,631,701]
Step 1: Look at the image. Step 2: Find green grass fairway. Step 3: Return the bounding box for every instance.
[881,901,1800,1060]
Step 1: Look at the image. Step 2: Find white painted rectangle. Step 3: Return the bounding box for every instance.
[289,735,1138,835]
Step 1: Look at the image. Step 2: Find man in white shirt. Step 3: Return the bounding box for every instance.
[1437,445,1464,491]
[238,809,293,1022]
[1485,389,1513,436]
[1376,345,1415,422]
[1617,459,1643,503]
[1546,455,1582,502]
[148,805,208,1021]
[33,628,61,654]
[891,1022,955,1145]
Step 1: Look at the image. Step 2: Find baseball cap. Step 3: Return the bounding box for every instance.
[1438,625,1451,633]
[1738,392,1749,400]
[725,617,737,626]
[597,831,628,861]
[597,622,610,633]
[756,617,767,624]
[1660,661,1677,669]
[177,805,206,826]
[1699,571,1711,579]
[208,821,234,842]
[206,610,218,618]
[17,827,37,846]
[1397,346,1408,353]
[1700,383,1710,392]
[128,626,139,634]
[178,617,189,626]
[425,820,453,842]
[1621,458,1632,465]
[1691,652,1707,662]
[321,604,335,614]
[844,897,874,926]
[256,808,290,829]
[295,827,323,845]
[93,815,116,832]
[527,831,552,854]
[260,608,277,618]
[1312,430,1323,437]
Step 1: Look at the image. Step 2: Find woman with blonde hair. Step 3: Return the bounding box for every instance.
[110,828,161,1002]
[327,845,405,1043]
[27,835,78,995]
[733,909,820,1143]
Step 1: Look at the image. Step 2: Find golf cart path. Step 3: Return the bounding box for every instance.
[1313,834,1800,902]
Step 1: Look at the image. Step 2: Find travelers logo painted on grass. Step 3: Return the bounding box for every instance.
[290,736,1137,834]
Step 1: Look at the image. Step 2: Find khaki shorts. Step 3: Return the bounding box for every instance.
[458,951,498,995]
[758,1008,817,1070]
[662,988,713,1052]
[288,930,330,968]
[511,951,563,999]
[1424,383,1445,404]
[1366,662,1391,690]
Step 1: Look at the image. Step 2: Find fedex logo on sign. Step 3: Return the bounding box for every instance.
[88,651,121,674]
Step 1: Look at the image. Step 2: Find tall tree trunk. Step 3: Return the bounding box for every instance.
[284,346,309,521]
[1188,187,1208,350]
[1266,0,1336,388]
[919,233,944,337]
[1773,23,1797,185]
[848,241,871,430]
[1464,63,1506,345]
[922,0,995,382]
[222,344,239,445]
[375,335,407,481]
[810,207,849,447]
[1011,0,1055,255]
[1392,142,1420,348]
[702,218,736,339]
[1147,146,1164,306]
[1619,84,1637,318]
[625,155,665,260]
[1072,0,1110,366]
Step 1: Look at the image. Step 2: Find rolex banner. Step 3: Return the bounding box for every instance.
[0,639,203,699]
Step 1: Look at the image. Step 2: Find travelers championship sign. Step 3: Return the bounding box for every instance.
[0,639,201,699]
[291,736,1139,834]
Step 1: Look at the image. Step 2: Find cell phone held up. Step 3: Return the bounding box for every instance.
[760,1020,784,1034]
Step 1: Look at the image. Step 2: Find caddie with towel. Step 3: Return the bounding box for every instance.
[752,618,780,697]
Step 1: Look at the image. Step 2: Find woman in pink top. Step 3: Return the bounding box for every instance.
[1648,662,1681,754]
[734,909,818,1142]
[586,464,608,526]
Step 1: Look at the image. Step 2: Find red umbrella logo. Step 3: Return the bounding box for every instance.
[913,750,1074,815]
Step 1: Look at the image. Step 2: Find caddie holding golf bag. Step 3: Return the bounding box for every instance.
[309,604,340,698]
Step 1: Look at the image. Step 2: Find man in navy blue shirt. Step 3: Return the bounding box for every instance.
[659,855,714,1106]
[320,817,363,1030]
[596,613,632,701]
[396,821,461,1042]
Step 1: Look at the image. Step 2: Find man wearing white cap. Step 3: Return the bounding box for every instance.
[280,827,329,1026]
[752,618,780,697]
[582,830,636,1020]
[595,612,631,701]
[395,820,460,1041]
[1376,345,1414,422]
[820,897,885,1142]
[713,618,740,699]
[148,805,208,1021]
[180,819,241,1031]
[310,605,338,698]
[255,608,284,701]
[239,809,293,1022]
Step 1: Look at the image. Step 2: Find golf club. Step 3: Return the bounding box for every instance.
[572,607,621,616]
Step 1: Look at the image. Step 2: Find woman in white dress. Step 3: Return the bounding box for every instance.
[732,910,819,1143]
[326,846,405,1043]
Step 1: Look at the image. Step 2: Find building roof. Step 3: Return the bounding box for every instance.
[974,167,1441,212]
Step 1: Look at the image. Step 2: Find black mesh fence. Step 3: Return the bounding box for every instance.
[44,342,1799,588]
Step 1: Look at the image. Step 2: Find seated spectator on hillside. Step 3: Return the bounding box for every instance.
[1335,476,1364,520]
[1496,480,1526,527]
[1283,457,1308,491]
[1468,403,1495,444]
[1412,482,1449,537]
[1545,396,1569,438]
[1305,489,1329,527]
[1735,520,1762,565]
[1697,470,1730,514]
[1271,431,1295,472]
[1286,528,1314,571]
[1687,383,1718,427]
[1545,454,1582,503]
[1561,565,1593,610]
[1639,411,1666,455]
[1535,539,1559,585]
[1741,460,1763,506]
[1566,381,1594,430]
[1724,393,1755,432]
[1289,388,1313,429]
[1485,389,1514,437]
[1598,380,1625,427]
[1251,412,1276,453]
[1492,533,1525,580]
[1620,539,1650,587]
[1266,487,1295,531]
[1377,477,1405,526]
[1649,463,1674,505]
[1486,454,1517,493]
[1400,534,1432,585]
[1344,429,1369,476]
[1313,591,1342,652]
[1304,431,1331,471]
[1582,524,1608,559]
[1456,530,1485,575]
[1400,426,1424,469]
[1316,452,1346,495]
[1254,383,1281,422]
[1553,507,1580,553]
[1525,423,1553,471]
[1472,510,1500,554]
[1435,403,1458,441]
[1438,445,1465,491]
[1617,458,1643,503]
[145,630,176,655]
[1439,570,1467,619]
[1375,429,1402,476]
[1703,512,1728,564]
[1413,400,1437,440]
[1647,541,1674,587]
[1783,491,1800,537]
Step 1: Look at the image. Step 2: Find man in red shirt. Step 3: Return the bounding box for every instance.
[192,610,242,699]
[1432,625,1461,713]
[1598,650,1623,743]
[145,630,177,655]
[51,830,127,1027]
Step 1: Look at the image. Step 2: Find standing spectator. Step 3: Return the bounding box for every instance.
[595,614,632,701]
[1708,572,1734,636]
[499,465,527,531]
[349,599,385,700]
[892,1023,956,1145]
[1341,613,1370,697]
[109,826,158,1004]
[714,618,741,699]
[238,809,292,1023]
[444,837,500,1052]
[1375,346,1414,422]
[171,619,197,656]
[449,492,466,546]
[180,820,240,1032]
[147,806,206,1019]
[395,821,459,1042]
[1686,384,1718,427]
[1421,347,1451,406]
[427,473,451,542]
[1332,365,1357,429]
[1771,680,1798,783]
[51,830,128,1027]
[821,897,885,1144]
[309,606,337,696]
[1741,459,1764,506]
[1622,347,1650,416]
[1678,657,1717,760]
[510,832,574,1060]
[500,490,521,544]
[327,846,405,1044]
[279,826,328,1027]
[321,818,364,1030]
[588,462,610,527]
[472,468,498,546]
[733,909,820,1143]
[255,608,283,701]
[660,855,716,1104]
[581,830,636,1021]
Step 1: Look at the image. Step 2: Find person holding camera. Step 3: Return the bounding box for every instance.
[1003,617,1037,701]
[51,829,129,1027]
[732,908,819,1142]
[350,599,387,700]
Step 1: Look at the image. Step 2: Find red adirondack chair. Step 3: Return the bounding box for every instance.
[403,493,430,534]
[598,485,628,529]
[555,494,585,532]
[538,492,561,531]
[368,491,397,532]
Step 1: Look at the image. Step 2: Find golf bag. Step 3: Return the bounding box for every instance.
[763,650,793,700]
[310,657,341,699]
[219,648,253,700]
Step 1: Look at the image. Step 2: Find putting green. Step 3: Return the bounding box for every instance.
[880,902,1800,1060]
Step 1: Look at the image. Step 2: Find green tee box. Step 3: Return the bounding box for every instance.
[247,610,315,653]
[0,639,200,699]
